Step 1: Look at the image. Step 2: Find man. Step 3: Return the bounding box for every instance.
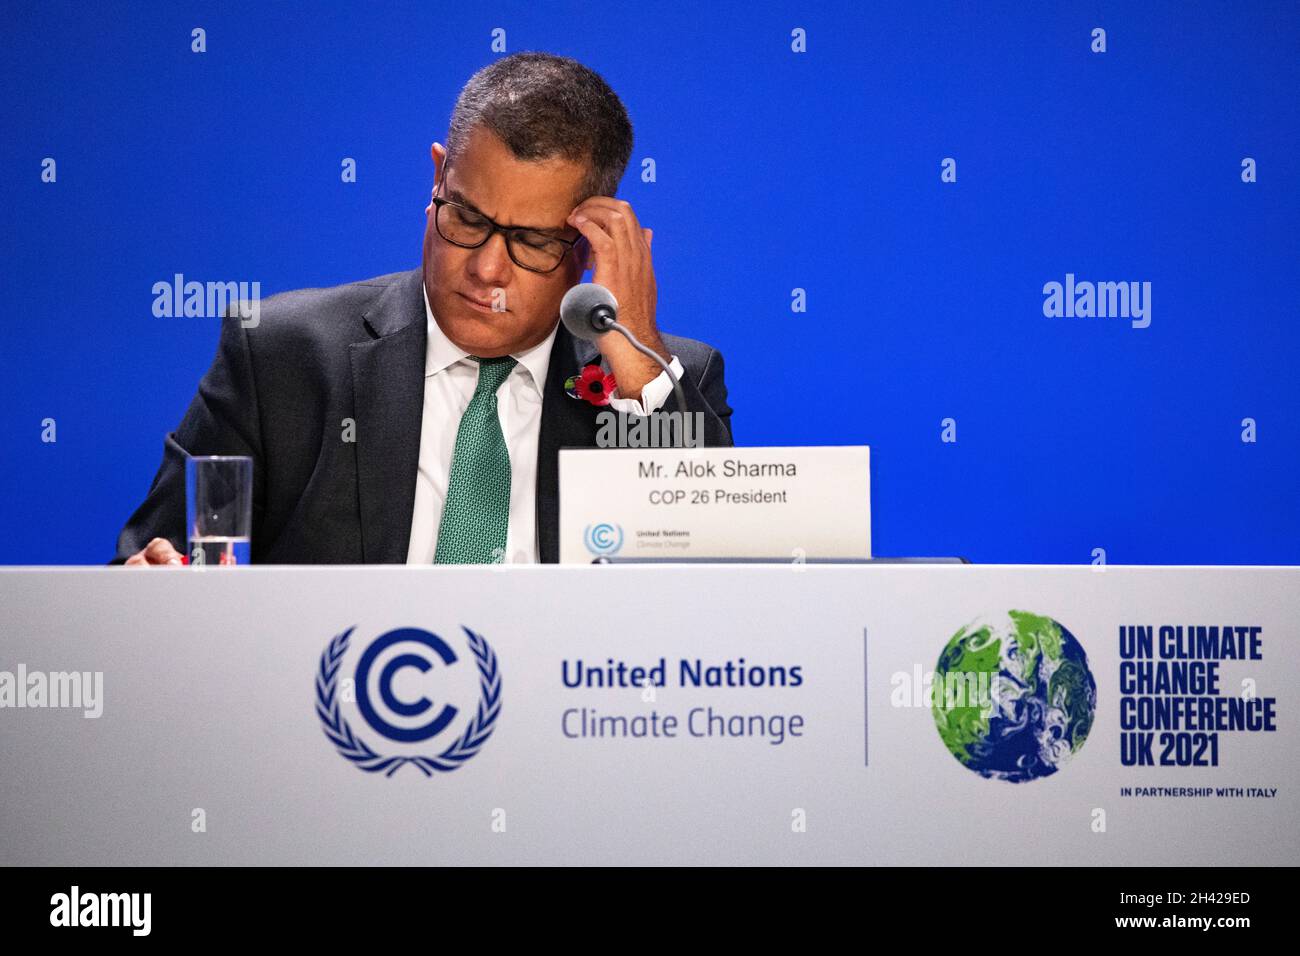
[116,52,733,566]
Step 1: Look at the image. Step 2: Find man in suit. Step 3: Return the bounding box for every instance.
[116,52,733,566]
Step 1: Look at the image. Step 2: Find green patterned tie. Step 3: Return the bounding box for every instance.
[434,356,518,564]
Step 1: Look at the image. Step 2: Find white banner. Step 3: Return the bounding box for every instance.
[0,565,1295,865]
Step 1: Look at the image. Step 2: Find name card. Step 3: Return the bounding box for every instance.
[559,446,870,563]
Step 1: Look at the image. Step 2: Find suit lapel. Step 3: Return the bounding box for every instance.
[350,269,427,563]
[536,324,602,563]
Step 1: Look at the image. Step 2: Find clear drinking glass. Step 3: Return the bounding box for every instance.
[186,455,252,566]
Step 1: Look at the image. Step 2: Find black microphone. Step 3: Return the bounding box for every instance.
[559,283,690,429]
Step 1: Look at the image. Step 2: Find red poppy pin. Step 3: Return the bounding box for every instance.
[565,364,618,407]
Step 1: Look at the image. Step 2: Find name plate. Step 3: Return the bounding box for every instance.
[559,445,870,563]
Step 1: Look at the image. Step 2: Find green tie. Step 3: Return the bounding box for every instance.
[434,356,518,564]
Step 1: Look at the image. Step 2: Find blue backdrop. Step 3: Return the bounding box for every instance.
[3,1,1297,565]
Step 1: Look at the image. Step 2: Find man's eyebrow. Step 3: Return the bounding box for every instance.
[445,186,569,235]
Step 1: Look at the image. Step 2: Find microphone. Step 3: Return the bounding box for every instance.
[559,283,690,429]
[560,282,619,341]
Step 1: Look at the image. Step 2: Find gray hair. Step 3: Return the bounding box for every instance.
[446,52,634,201]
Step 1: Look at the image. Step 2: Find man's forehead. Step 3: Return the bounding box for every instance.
[447,138,586,229]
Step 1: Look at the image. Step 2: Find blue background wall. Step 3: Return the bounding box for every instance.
[2,1,1297,565]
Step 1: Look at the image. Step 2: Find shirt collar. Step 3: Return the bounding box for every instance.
[423,282,557,395]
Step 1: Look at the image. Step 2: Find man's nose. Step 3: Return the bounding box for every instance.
[468,231,513,286]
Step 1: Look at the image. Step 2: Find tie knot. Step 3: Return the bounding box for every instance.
[472,355,517,395]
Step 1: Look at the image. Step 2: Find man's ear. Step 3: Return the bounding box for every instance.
[431,142,447,190]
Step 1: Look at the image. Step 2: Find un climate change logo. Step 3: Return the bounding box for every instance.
[316,625,501,777]
[584,522,624,556]
[933,610,1096,783]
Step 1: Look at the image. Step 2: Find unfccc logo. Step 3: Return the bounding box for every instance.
[316,625,501,777]
[584,522,624,556]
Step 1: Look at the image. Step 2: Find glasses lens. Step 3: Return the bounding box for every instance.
[508,230,567,272]
[436,203,492,247]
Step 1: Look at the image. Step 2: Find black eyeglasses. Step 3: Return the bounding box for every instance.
[431,172,584,274]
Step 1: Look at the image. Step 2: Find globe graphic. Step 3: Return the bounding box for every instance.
[932,610,1096,783]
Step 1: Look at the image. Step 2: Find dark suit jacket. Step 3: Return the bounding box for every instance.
[112,268,734,564]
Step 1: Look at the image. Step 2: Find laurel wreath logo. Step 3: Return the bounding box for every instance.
[315,625,502,777]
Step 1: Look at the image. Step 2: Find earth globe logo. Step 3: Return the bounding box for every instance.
[932,610,1097,783]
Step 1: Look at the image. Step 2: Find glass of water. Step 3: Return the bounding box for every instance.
[186,455,252,566]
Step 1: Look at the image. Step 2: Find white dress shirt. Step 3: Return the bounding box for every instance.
[406,285,683,564]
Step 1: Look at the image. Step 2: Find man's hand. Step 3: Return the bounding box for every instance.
[566,197,666,401]
[123,537,185,566]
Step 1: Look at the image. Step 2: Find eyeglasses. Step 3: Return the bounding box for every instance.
[431,172,584,274]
